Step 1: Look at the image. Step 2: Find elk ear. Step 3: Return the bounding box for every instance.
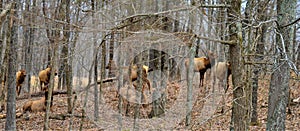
[143,65,149,73]
[226,62,230,66]
[226,62,232,69]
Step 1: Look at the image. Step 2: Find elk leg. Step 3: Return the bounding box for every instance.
[200,72,204,87]
[225,76,230,93]
[40,81,43,91]
[17,85,21,96]
[16,85,19,96]
[145,79,151,94]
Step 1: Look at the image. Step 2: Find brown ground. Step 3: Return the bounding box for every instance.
[0,74,299,130]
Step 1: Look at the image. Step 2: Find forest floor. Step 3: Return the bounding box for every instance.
[0,74,299,130]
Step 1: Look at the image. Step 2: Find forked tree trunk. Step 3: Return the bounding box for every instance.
[267,0,296,130]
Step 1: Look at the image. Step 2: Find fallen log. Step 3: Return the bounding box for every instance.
[49,113,85,120]
[100,77,117,83]
[17,90,76,100]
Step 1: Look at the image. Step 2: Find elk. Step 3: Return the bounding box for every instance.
[16,69,26,96]
[131,65,151,103]
[214,62,232,93]
[23,97,46,112]
[106,61,152,99]
[39,67,57,91]
[185,51,217,87]
[23,87,52,112]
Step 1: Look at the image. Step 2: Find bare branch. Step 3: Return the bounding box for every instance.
[0,3,13,26]
[174,32,236,45]
[279,17,300,28]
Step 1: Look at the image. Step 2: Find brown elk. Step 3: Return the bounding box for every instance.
[16,69,26,96]
[185,51,217,87]
[106,61,152,100]
[23,87,52,112]
[131,65,151,103]
[38,67,57,91]
[214,62,232,93]
[2,70,26,96]
[23,97,46,112]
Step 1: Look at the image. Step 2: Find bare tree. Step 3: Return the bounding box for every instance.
[5,2,17,130]
[267,0,296,130]
[0,2,13,113]
[64,0,72,114]
[43,42,58,130]
[227,0,251,130]
[24,0,36,95]
[91,0,99,121]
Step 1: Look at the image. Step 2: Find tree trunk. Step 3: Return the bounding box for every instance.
[133,56,142,131]
[0,2,11,113]
[117,40,123,130]
[108,32,115,77]
[43,1,60,129]
[44,41,58,130]
[185,40,196,127]
[185,2,196,127]
[251,0,268,124]
[24,0,35,95]
[91,0,99,121]
[267,0,296,130]
[5,2,17,130]
[64,0,72,114]
[227,0,250,130]
[244,0,256,125]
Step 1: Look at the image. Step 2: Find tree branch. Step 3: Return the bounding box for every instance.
[174,32,236,45]
[279,17,300,28]
[0,3,13,26]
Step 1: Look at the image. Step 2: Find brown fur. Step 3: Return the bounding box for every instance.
[39,67,57,91]
[214,62,232,93]
[290,70,299,79]
[106,61,150,85]
[185,51,217,87]
[106,61,152,98]
[23,97,46,112]
[16,69,26,96]
[23,89,52,112]
[132,79,151,103]
[131,65,151,103]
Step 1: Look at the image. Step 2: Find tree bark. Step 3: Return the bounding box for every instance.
[267,0,296,130]
[44,41,58,130]
[185,39,196,127]
[0,2,11,113]
[64,0,72,114]
[108,32,115,77]
[24,0,35,95]
[251,0,268,124]
[5,2,17,130]
[227,0,250,130]
[91,0,99,122]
